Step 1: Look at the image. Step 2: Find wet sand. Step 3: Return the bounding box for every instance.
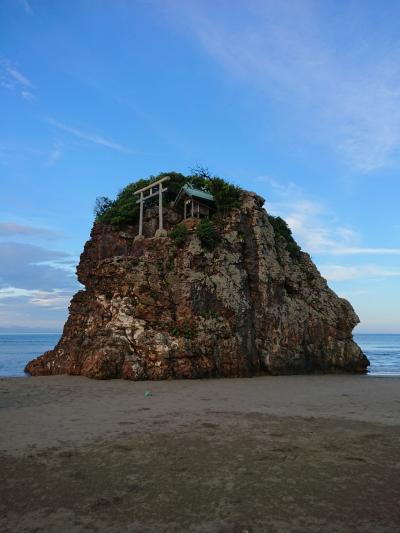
[1,375,400,532]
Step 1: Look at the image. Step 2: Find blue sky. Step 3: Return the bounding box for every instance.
[1,0,399,333]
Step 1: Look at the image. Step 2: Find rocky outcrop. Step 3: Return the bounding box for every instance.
[26,192,369,379]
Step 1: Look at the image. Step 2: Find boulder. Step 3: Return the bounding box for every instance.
[26,192,369,379]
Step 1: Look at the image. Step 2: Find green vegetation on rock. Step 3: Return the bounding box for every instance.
[169,223,188,246]
[93,169,301,260]
[94,178,156,227]
[196,219,220,250]
[94,169,242,228]
[268,215,302,258]
[170,321,196,339]
[187,168,242,214]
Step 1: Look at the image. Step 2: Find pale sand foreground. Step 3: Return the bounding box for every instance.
[1,375,400,532]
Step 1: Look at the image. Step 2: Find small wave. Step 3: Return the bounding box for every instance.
[368,372,400,377]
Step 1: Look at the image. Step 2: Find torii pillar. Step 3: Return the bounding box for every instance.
[134,176,170,238]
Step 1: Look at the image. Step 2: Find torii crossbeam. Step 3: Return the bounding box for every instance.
[134,176,170,237]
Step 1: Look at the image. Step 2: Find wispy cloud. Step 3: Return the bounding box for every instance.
[260,176,353,254]
[21,90,35,101]
[5,65,32,88]
[0,287,72,309]
[0,242,78,327]
[0,222,58,238]
[260,175,400,256]
[0,242,77,291]
[20,0,33,15]
[320,265,400,282]
[46,143,62,166]
[170,0,400,171]
[0,58,35,100]
[325,247,400,256]
[48,118,133,153]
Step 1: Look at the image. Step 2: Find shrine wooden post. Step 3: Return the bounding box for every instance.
[159,182,164,231]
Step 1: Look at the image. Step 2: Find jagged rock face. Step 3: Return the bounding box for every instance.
[26,192,369,379]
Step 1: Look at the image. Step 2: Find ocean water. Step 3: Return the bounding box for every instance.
[0,334,60,377]
[0,333,399,378]
[355,333,400,376]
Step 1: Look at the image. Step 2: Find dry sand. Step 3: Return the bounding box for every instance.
[1,374,400,532]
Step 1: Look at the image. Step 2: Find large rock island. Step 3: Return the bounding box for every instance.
[26,171,369,379]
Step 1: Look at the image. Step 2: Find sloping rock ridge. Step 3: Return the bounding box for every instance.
[26,192,369,379]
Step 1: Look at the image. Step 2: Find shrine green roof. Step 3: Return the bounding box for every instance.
[180,185,215,202]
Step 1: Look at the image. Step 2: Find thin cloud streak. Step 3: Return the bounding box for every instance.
[5,65,32,88]
[0,58,35,100]
[320,265,400,282]
[21,0,33,15]
[46,143,62,166]
[48,118,133,153]
[0,287,73,309]
[0,241,77,291]
[324,247,400,256]
[0,222,58,238]
[261,176,400,256]
[170,0,400,171]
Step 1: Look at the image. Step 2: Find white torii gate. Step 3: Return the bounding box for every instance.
[134,176,170,237]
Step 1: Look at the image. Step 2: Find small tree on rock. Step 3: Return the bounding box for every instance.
[196,219,220,250]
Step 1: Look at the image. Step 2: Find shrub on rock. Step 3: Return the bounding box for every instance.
[196,219,219,250]
[169,223,188,246]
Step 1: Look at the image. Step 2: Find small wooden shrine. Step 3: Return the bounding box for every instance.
[174,185,215,220]
[133,179,215,237]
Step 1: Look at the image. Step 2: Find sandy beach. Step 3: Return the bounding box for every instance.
[1,375,400,532]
